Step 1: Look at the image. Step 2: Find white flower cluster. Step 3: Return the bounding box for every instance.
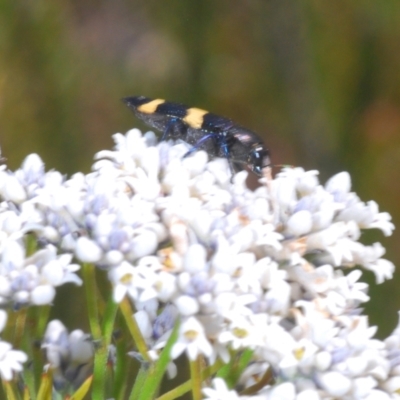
[0,310,27,381]
[42,320,94,389]
[0,156,82,307]
[0,129,397,398]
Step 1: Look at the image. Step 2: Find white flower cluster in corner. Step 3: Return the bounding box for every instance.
[0,129,397,398]
[0,310,27,381]
[0,153,82,307]
[42,320,94,390]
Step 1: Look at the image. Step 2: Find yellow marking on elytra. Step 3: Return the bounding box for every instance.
[183,107,208,129]
[137,99,165,114]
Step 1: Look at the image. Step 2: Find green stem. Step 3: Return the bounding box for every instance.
[32,305,51,387]
[14,308,27,349]
[119,297,150,362]
[1,381,17,400]
[156,360,224,400]
[129,363,151,400]
[98,293,119,395]
[189,357,202,400]
[33,305,51,338]
[102,294,119,352]
[136,319,180,400]
[83,263,102,339]
[113,333,129,399]
[82,263,104,398]
[219,348,254,388]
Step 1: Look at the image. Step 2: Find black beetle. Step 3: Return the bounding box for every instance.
[123,96,270,177]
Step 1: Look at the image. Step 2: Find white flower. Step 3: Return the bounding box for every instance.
[170,317,213,361]
[0,341,27,381]
[351,376,378,399]
[68,329,94,365]
[1,239,25,271]
[286,210,313,236]
[40,254,82,286]
[0,308,27,381]
[75,237,102,263]
[364,390,392,400]
[108,261,143,302]
[339,200,394,236]
[261,323,297,365]
[218,314,267,350]
[264,382,296,400]
[0,310,7,332]
[264,278,291,315]
[0,243,80,306]
[0,173,27,203]
[183,244,207,273]
[42,320,69,368]
[351,242,394,283]
[134,310,153,340]
[174,295,200,316]
[296,170,320,195]
[317,371,352,397]
[296,389,320,400]
[202,378,242,400]
[30,285,56,305]
[42,320,94,389]
[0,128,396,397]
[325,171,351,195]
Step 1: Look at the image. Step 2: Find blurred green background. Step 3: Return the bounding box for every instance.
[1,0,399,337]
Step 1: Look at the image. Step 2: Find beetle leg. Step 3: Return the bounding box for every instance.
[161,117,180,141]
[217,132,235,179]
[182,133,216,158]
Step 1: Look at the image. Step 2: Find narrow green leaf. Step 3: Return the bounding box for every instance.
[136,319,180,400]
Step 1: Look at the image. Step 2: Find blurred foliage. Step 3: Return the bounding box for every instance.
[1,0,400,337]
